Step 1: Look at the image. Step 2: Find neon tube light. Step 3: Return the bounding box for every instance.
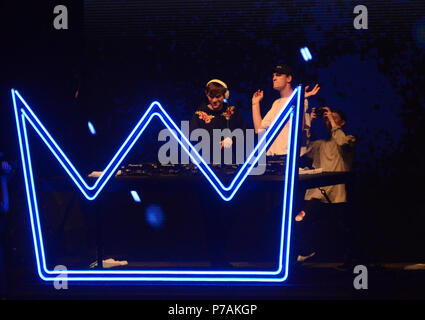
[11,86,303,282]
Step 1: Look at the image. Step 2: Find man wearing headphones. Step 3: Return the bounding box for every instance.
[189,79,246,268]
[189,79,247,164]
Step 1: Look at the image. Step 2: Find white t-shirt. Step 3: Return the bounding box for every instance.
[260,97,309,156]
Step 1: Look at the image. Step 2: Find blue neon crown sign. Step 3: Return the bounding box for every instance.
[11,86,303,282]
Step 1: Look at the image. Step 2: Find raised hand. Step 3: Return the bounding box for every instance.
[252,90,264,104]
[305,84,320,99]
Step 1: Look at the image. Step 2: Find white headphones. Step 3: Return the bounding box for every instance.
[206,79,230,100]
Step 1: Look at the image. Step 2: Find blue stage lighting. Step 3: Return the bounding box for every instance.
[130,190,141,203]
[88,121,96,135]
[305,47,312,60]
[300,48,307,61]
[300,47,312,61]
[145,204,165,229]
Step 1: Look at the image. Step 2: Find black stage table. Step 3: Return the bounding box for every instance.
[37,170,352,269]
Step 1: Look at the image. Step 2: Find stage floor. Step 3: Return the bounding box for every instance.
[4,261,425,300]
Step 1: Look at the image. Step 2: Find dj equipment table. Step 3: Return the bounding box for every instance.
[38,164,352,270]
[88,163,350,190]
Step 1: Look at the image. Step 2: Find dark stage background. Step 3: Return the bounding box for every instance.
[1,0,425,277]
